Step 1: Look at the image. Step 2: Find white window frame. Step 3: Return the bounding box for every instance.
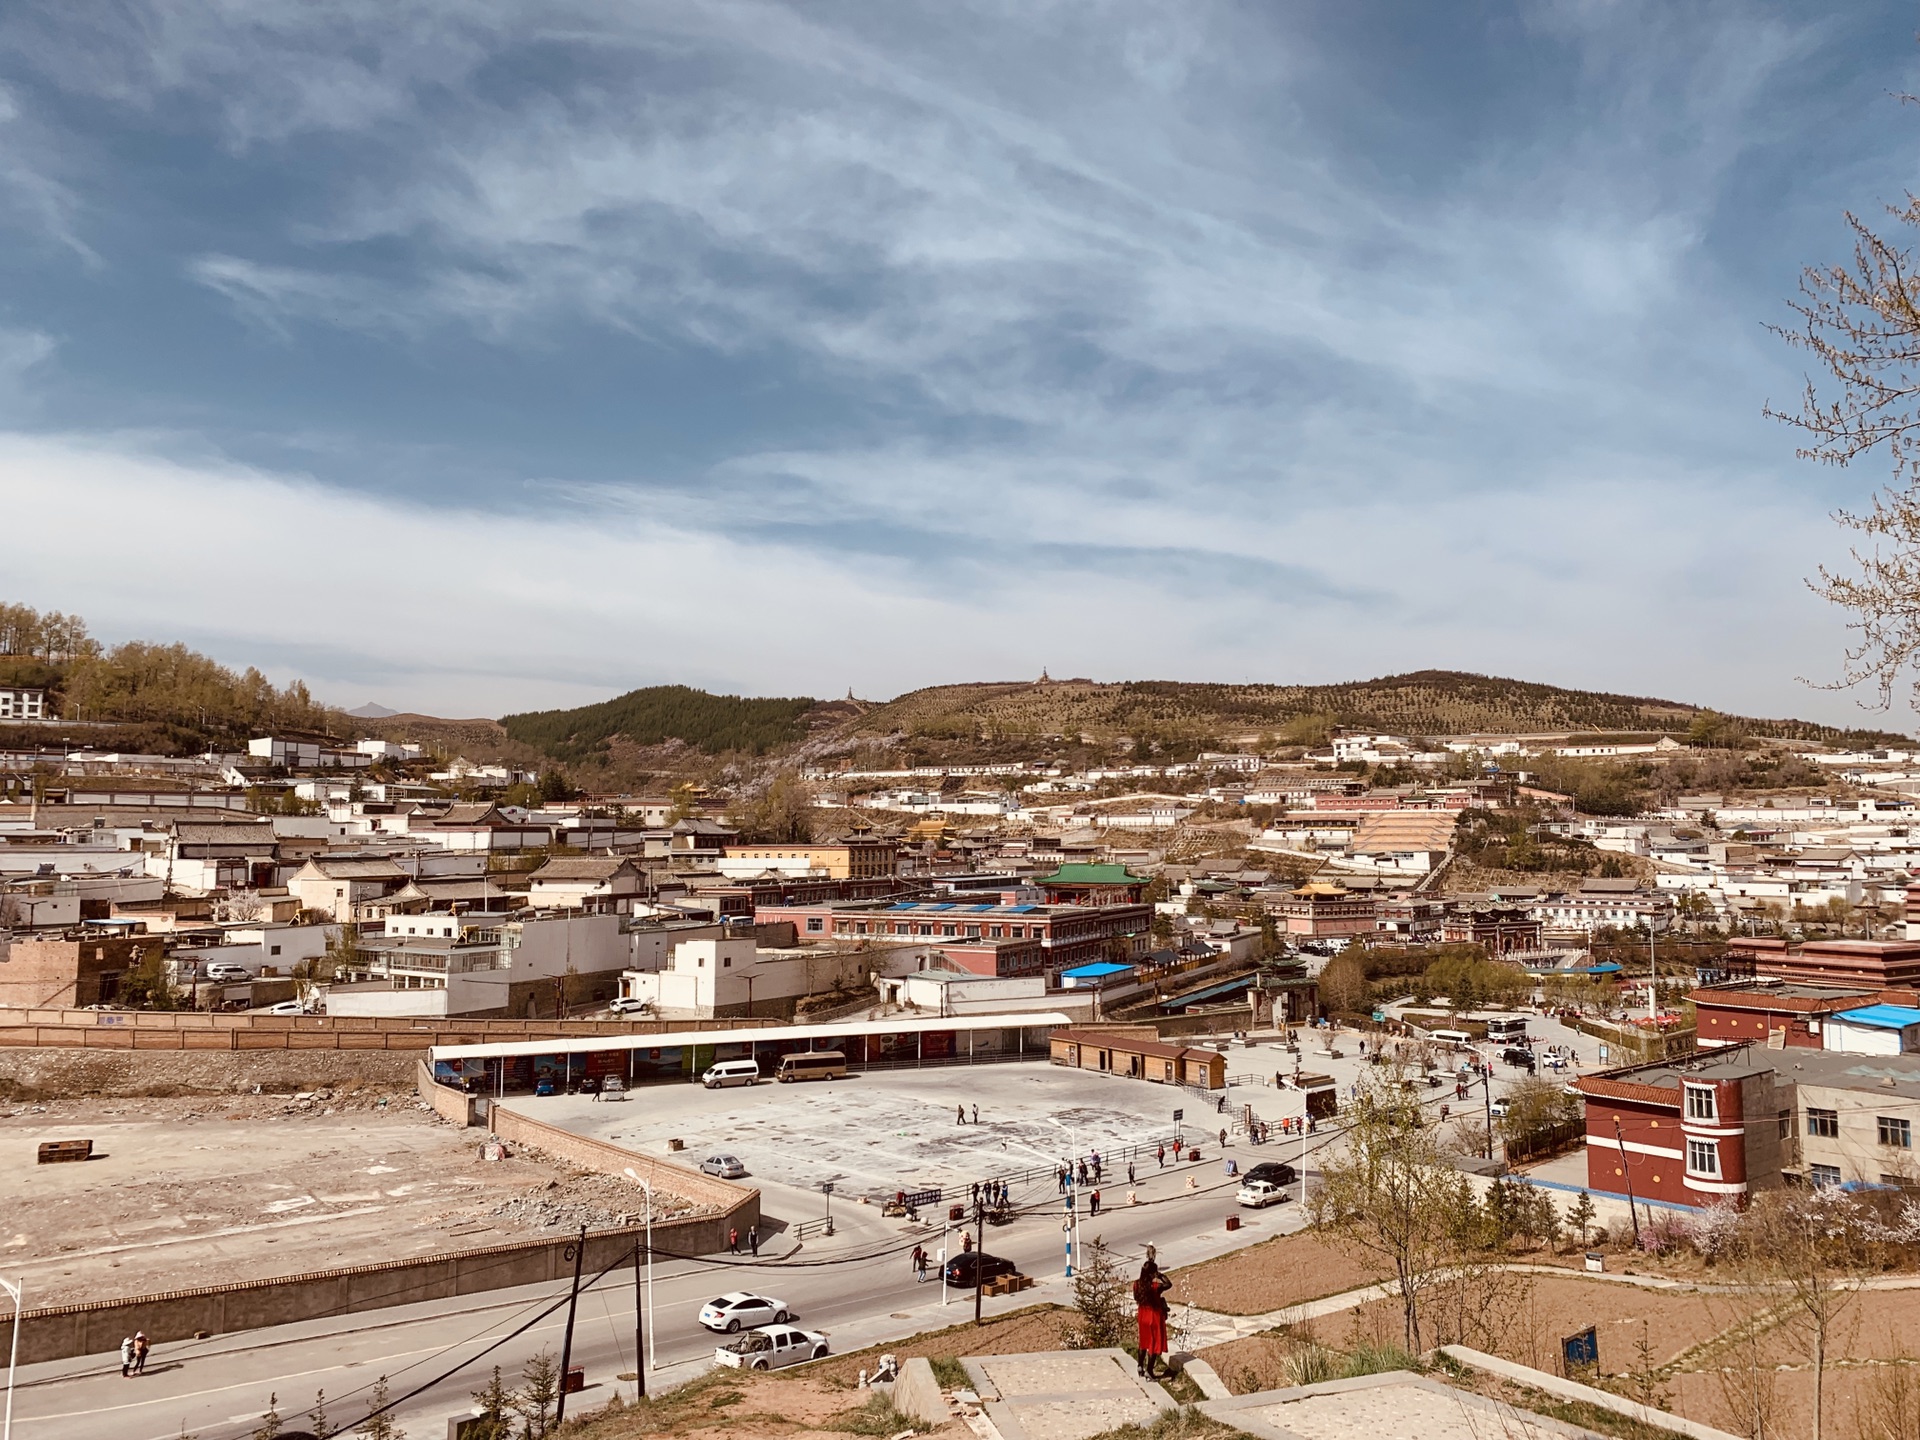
[1687,1138,1720,1176]
[1684,1084,1717,1121]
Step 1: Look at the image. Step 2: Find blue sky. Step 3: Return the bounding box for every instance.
[2,2,1917,724]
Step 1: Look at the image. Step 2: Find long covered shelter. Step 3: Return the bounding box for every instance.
[430,1010,1072,1092]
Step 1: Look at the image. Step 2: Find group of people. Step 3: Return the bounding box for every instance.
[1056,1152,1105,1192]
[970,1179,1010,1211]
[726,1224,760,1257]
[118,1332,149,1378]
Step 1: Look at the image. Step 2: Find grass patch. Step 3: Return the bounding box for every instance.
[1340,1342,1421,1379]
[824,1393,925,1435]
[1080,1405,1259,1440]
[929,1355,969,1389]
[1158,1365,1206,1404]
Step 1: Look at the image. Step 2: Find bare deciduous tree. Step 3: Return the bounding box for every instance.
[1311,1074,1472,1351]
[1769,165,1920,709]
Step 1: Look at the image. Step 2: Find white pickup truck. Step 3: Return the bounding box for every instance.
[713,1324,829,1371]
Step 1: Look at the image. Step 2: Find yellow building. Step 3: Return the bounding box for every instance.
[722,836,900,880]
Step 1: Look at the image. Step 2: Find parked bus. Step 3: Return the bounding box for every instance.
[776,1050,848,1083]
[1484,1017,1529,1043]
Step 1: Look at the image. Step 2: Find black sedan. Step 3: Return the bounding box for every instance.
[1240,1162,1298,1189]
[944,1251,1018,1288]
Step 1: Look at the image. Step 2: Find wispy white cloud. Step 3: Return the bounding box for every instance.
[0,1,1911,722]
[0,429,1867,723]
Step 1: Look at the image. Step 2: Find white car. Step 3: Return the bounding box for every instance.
[1236,1179,1288,1209]
[713,1323,827,1370]
[699,1292,792,1333]
[608,997,651,1015]
[260,1000,309,1016]
[700,1153,748,1179]
[204,962,254,982]
[1490,1097,1511,1119]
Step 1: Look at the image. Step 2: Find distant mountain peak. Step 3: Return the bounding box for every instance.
[348,702,399,719]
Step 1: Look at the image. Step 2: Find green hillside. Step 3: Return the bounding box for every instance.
[851,671,1907,747]
[501,685,815,762]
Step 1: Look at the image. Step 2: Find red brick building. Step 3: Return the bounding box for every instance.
[1034,863,1150,907]
[1691,979,1900,1050]
[1265,881,1378,939]
[0,935,167,1008]
[750,898,1152,979]
[1439,903,1542,956]
[1727,935,1920,988]
[1573,1049,1786,1208]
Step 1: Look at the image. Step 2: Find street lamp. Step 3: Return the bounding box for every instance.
[620,1169,657,1377]
[1,1274,19,1440]
[821,1181,835,1236]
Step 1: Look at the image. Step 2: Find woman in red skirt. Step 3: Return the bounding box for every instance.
[1133,1246,1172,1377]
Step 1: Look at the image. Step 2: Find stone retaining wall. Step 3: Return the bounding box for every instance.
[484,1103,758,1217]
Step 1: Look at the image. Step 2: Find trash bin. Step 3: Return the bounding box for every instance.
[1225,1215,1241,1232]
[564,1366,585,1394]
[949,1204,965,1222]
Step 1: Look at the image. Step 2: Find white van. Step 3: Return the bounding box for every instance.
[1430,1029,1473,1047]
[701,1060,760,1089]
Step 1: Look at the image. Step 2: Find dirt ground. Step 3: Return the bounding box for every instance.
[1171,1230,1389,1315]
[565,1309,1085,1440]
[1,1094,704,1306]
[810,1304,1078,1386]
[569,1368,973,1440]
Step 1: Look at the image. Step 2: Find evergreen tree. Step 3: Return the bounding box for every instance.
[354,1376,406,1440]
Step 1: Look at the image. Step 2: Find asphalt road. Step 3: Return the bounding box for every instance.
[9,1145,1293,1440]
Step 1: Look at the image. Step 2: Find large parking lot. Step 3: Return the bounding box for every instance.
[498,1010,1595,1209]
[504,1060,1234,1203]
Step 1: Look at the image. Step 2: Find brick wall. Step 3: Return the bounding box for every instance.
[0,1008,782,1051]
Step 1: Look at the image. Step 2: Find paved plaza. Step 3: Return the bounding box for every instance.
[965,1348,1173,1440]
[505,1060,1244,1200]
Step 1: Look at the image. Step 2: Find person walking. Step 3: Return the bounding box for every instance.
[1127,1161,1136,1185]
[1218,1127,1227,1149]
[131,1332,149,1376]
[748,1224,759,1257]
[1156,1143,1165,1169]
[1092,1151,1102,1182]
[120,1335,135,1379]
[1090,1188,1101,1216]
[1133,1249,1173,1378]
[728,1225,739,1255]
[957,1104,966,1124]
[972,1103,979,1124]
[912,1244,928,1282]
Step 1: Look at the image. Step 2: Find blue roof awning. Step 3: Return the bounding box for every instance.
[1834,1004,1920,1030]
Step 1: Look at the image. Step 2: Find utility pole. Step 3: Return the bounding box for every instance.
[973,1192,987,1326]
[2,1275,20,1440]
[1481,1065,1493,1162]
[555,1225,586,1424]
[1613,1116,1641,1248]
[632,1239,646,1401]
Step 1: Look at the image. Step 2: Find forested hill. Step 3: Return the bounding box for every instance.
[501,685,816,762]
[0,599,344,745]
[850,671,1909,748]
